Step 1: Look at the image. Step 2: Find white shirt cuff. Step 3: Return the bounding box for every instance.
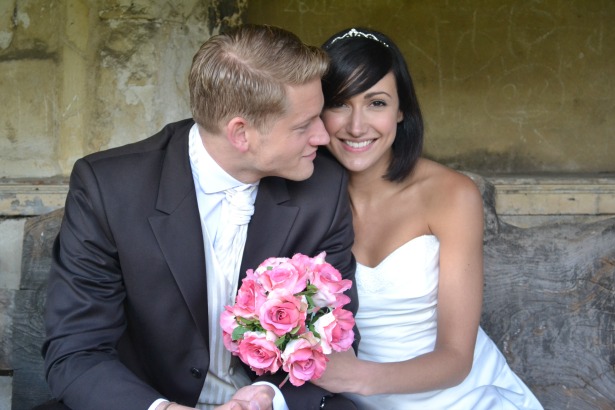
[148,399,168,410]
[252,381,289,410]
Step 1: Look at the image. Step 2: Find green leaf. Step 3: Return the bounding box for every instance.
[232,326,249,341]
[305,295,315,308]
[297,284,318,297]
[308,322,321,339]
[306,283,319,293]
[275,334,288,349]
[236,317,265,332]
[237,317,254,326]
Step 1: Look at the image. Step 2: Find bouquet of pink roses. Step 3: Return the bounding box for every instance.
[220,252,355,387]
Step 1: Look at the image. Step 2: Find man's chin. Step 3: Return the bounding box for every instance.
[280,164,315,181]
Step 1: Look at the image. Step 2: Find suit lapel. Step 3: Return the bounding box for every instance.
[146,124,301,348]
[148,122,210,346]
[240,177,298,280]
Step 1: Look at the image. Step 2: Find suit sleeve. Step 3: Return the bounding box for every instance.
[42,159,161,410]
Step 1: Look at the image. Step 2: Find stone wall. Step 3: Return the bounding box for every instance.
[0,1,247,408]
[1,0,246,179]
[3,1,615,180]
[247,0,615,174]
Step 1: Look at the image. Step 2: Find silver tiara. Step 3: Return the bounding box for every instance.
[329,28,389,47]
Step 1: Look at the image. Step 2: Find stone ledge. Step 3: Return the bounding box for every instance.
[487,174,615,227]
[1,175,615,221]
[0,179,69,217]
[489,174,615,215]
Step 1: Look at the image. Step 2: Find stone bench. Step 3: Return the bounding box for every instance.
[6,208,63,409]
[5,175,615,409]
[473,175,615,409]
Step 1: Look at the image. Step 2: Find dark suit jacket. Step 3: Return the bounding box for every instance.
[42,119,358,410]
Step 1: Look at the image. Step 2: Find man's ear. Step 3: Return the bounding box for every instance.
[226,117,250,152]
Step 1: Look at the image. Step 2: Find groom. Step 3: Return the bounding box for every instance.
[41,24,357,410]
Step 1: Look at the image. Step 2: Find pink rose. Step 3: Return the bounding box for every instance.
[220,253,357,387]
[289,251,329,282]
[281,334,328,386]
[259,289,307,337]
[313,308,355,354]
[233,271,267,319]
[220,307,240,354]
[254,257,308,294]
[310,260,353,308]
[223,332,238,355]
[237,331,282,376]
[289,252,320,277]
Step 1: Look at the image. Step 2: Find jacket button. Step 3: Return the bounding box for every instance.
[190,367,203,378]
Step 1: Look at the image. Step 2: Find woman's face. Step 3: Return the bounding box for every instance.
[321,72,402,174]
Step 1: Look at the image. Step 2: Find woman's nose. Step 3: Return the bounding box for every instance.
[347,109,367,137]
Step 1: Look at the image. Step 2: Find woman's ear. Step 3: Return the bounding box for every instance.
[397,110,403,123]
[226,117,250,152]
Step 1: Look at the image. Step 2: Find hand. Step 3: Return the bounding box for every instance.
[311,349,362,394]
[215,384,275,410]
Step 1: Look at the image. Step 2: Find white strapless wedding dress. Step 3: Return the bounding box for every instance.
[344,235,543,409]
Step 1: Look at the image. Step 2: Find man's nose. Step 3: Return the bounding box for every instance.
[311,118,330,146]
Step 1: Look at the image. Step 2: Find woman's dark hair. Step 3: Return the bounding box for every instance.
[322,28,424,182]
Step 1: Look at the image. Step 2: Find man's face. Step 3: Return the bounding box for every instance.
[248,79,330,181]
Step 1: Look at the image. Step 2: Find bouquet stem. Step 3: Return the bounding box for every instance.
[279,373,290,389]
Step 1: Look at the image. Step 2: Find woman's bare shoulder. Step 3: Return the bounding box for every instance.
[412,159,483,227]
[413,159,479,197]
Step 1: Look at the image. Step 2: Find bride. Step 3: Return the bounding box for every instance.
[312,27,543,410]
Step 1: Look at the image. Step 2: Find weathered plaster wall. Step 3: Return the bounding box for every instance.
[1,0,247,179]
[3,1,613,179]
[0,2,245,408]
[247,0,615,174]
[1,0,614,180]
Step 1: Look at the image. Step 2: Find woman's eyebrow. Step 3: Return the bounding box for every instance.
[364,91,393,99]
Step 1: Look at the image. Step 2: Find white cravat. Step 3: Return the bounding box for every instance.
[184,125,287,410]
[187,124,254,408]
[201,183,257,409]
[215,184,257,295]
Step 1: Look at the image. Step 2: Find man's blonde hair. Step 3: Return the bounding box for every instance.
[189,24,329,133]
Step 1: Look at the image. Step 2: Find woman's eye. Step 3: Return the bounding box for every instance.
[372,100,387,107]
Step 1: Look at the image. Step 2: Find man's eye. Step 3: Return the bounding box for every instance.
[296,120,312,132]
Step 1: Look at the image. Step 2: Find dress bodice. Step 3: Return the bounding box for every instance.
[355,235,440,361]
[347,235,543,409]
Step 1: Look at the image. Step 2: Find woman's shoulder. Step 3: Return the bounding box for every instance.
[414,159,478,193]
[413,159,483,215]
